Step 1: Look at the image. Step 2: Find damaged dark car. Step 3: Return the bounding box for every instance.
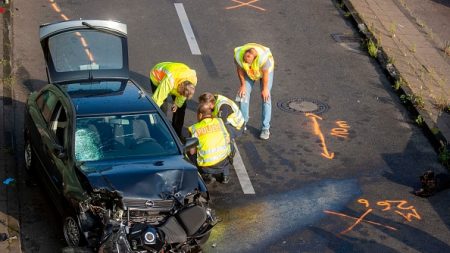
[24,20,216,253]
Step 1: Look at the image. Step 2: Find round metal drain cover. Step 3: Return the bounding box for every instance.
[277,97,329,115]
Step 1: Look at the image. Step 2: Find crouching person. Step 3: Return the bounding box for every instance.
[198,92,245,140]
[188,103,233,184]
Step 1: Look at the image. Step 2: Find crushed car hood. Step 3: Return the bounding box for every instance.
[80,157,199,199]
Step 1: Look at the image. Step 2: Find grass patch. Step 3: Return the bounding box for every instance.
[393,77,404,91]
[444,41,450,57]
[366,39,378,58]
[415,115,424,126]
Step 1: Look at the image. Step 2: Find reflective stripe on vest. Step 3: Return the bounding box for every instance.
[150,62,175,88]
[189,118,231,167]
[150,62,198,90]
[213,95,244,130]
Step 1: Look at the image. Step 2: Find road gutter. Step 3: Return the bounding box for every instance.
[0,1,21,252]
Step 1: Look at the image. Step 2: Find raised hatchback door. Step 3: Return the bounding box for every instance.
[39,20,129,84]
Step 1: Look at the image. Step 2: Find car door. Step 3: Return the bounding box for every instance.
[39,19,129,84]
[31,88,68,213]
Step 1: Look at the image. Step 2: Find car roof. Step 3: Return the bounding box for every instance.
[59,80,157,116]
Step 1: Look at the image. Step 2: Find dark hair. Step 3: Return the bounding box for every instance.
[199,92,215,104]
[197,103,212,118]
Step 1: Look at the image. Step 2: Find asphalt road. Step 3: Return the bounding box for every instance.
[9,0,450,252]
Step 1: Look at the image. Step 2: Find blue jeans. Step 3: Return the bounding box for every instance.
[240,71,273,130]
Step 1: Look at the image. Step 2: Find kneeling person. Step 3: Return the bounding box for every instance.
[198,92,244,139]
[188,103,233,184]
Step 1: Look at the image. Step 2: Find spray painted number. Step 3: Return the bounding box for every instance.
[324,198,421,234]
[331,121,350,138]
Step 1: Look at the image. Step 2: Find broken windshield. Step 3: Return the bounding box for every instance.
[75,113,179,162]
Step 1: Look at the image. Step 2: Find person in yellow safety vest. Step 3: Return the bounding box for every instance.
[188,103,233,184]
[150,62,197,138]
[198,92,244,139]
[234,43,274,140]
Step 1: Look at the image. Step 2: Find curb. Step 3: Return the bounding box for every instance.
[0,0,22,252]
[341,0,450,168]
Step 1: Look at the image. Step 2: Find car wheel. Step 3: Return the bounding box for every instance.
[195,230,211,246]
[24,137,34,172]
[63,216,83,247]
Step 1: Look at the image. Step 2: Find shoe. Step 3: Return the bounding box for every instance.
[202,174,216,184]
[221,176,230,184]
[243,124,247,133]
[260,129,270,140]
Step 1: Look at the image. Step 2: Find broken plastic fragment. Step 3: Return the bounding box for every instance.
[3,177,14,185]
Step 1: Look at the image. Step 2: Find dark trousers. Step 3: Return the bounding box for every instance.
[151,81,186,138]
[198,157,232,177]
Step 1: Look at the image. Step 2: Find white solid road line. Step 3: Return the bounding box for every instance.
[233,142,255,194]
[174,3,253,193]
[174,3,201,55]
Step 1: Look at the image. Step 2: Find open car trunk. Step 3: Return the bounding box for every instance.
[39,20,129,84]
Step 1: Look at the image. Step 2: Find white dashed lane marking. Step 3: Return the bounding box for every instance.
[174,3,201,55]
[233,142,255,194]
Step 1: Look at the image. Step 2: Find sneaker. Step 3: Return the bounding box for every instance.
[260,129,270,140]
[202,174,216,184]
[243,124,247,133]
[221,176,230,184]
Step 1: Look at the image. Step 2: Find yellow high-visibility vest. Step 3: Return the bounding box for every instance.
[150,62,197,107]
[188,118,231,167]
[213,94,244,130]
[234,43,274,80]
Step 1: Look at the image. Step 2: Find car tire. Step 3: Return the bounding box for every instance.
[24,136,34,172]
[195,230,211,246]
[63,216,83,247]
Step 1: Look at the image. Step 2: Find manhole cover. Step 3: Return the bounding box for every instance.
[277,98,329,115]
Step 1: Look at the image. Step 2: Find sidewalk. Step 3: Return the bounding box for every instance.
[343,0,450,164]
[0,0,21,252]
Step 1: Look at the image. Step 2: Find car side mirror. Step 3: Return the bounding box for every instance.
[52,143,67,160]
[183,137,198,152]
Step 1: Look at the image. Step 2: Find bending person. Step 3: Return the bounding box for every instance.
[150,62,197,138]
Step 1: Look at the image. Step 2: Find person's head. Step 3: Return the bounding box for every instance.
[243,48,258,64]
[198,92,215,110]
[197,102,212,121]
[178,81,196,100]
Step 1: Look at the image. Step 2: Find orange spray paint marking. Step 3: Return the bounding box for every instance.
[225,0,266,11]
[331,121,350,138]
[376,200,421,222]
[340,208,373,234]
[358,198,370,208]
[324,210,397,231]
[305,113,334,159]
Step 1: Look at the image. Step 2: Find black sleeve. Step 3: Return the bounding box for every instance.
[218,104,233,122]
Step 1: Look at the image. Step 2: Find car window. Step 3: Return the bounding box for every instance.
[37,90,59,124]
[75,113,179,162]
[50,103,68,147]
[48,30,123,72]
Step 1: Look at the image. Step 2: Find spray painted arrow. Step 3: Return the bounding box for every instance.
[305,113,335,159]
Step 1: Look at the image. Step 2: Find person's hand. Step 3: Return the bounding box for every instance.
[172,104,178,112]
[238,86,246,97]
[261,88,270,102]
[189,147,196,155]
